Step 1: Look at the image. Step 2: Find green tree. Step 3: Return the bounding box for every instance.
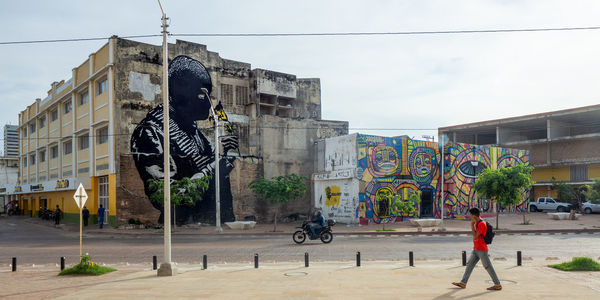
[375,189,421,230]
[147,177,211,226]
[473,164,534,229]
[583,178,600,204]
[552,182,577,206]
[248,173,307,232]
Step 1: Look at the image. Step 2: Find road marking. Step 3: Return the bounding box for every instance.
[349,235,359,238]
[377,235,385,238]
[7,223,16,226]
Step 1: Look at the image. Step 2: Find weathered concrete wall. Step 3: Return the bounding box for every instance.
[296,78,321,120]
[324,134,357,172]
[116,155,160,224]
[314,175,359,224]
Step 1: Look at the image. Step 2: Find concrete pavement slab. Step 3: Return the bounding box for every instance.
[2,261,598,299]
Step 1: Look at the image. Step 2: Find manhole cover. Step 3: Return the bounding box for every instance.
[284,272,308,277]
[486,279,517,285]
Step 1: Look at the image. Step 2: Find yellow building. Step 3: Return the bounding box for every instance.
[17,41,116,226]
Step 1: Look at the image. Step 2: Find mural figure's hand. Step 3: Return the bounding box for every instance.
[221,135,238,155]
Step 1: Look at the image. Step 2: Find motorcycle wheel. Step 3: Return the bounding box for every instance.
[320,232,333,244]
[293,230,306,244]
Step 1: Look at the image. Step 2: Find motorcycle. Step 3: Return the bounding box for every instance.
[293,219,335,244]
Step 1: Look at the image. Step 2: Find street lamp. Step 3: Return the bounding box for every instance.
[156,0,176,277]
[200,88,223,233]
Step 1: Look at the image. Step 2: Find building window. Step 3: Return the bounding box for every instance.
[39,116,46,128]
[235,86,249,106]
[221,84,234,106]
[79,90,89,106]
[63,140,72,155]
[23,128,27,137]
[96,126,108,144]
[98,175,109,223]
[570,165,588,181]
[50,109,58,122]
[78,133,89,150]
[39,150,46,162]
[30,153,36,165]
[63,101,72,114]
[97,78,107,95]
[22,156,27,167]
[29,123,36,133]
[50,145,58,159]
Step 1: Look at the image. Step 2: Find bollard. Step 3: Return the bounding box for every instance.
[462,251,467,266]
[517,251,522,266]
[60,257,65,271]
[152,256,157,270]
[12,257,16,272]
[203,255,207,270]
[254,253,259,269]
[304,253,309,268]
[356,251,361,267]
[409,251,414,267]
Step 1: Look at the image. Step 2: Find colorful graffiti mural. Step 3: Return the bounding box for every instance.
[442,142,530,218]
[356,135,440,224]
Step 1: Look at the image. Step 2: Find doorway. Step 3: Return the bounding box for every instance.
[419,189,433,218]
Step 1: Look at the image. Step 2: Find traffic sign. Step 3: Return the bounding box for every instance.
[73,183,88,209]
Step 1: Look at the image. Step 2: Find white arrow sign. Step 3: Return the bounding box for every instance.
[73,183,88,209]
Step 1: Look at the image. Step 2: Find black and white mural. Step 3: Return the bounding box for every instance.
[131,55,237,224]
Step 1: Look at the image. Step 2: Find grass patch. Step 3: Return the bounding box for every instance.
[59,254,116,276]
[376,229,397,232]
[549,257,600,271]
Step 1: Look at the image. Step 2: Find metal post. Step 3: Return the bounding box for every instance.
[462,251,466,266]
[203,88,222,233]
[61,257,65,270]
[12,257,16,272]
[517,251,522,266]
[203,255,207,270]
[439,135,446,231]
[79,207,82,258]
[409,251,414,267]
[153,256,157,270]
[157,0,175,276]
[356,251,361,267]
[254,253,259,268]
[305,252,309,268]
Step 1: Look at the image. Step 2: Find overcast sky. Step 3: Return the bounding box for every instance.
[1,0,600,151]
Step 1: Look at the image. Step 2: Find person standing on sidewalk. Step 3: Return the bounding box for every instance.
[97,205,105,229]
[54,205,62,225]
[82,206,90,227]
[452,207,502,291]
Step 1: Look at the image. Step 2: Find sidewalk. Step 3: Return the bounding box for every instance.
[1,260,599,299]
[19,212,600,237]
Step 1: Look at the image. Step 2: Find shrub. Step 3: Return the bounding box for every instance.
[549,257,600,271]
[59,253,116,275]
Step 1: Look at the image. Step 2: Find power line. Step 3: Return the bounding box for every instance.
[2,26,600,45]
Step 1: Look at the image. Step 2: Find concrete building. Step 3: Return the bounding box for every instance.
[0,157,18,213]
[439,105,600,201]
[16,37,347,225]
[3,124,19,157]
[313,134,528,224]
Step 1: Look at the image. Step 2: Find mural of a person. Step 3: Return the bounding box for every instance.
[130,55,237,224]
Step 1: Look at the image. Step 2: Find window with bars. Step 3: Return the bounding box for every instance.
[236,86,249,106]
[570,165,588,181]
[221,84,234,106]
[98,176,109,223]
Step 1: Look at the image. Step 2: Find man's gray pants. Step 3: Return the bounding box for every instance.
[460,250,501,285]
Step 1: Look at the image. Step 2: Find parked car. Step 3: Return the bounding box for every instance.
[582,201,600,214]
[529,197,573,212]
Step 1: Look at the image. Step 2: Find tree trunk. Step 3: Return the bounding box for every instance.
[496,208,499,230]
[273,204,279,232]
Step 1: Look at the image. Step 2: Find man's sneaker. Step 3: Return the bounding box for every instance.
[452,282,466,289]
[486,285,502,291]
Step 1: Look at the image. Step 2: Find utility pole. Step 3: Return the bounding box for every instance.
[157,0,176,276]
[201,88,222,233]
[439,134,447,232]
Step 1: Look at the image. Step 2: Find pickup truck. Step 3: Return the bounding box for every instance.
[529,197,573,212]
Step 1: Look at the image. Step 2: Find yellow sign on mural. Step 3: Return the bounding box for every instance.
[325,185,341,207]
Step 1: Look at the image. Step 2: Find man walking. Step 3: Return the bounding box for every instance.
[97,204,105,229]
[82,206,90,227]
[54,205,62,225]
[452,207,502,291]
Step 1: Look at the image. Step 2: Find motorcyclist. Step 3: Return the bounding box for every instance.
[309,210,325,239]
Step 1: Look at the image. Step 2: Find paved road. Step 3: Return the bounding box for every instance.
[1,216,599,266]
